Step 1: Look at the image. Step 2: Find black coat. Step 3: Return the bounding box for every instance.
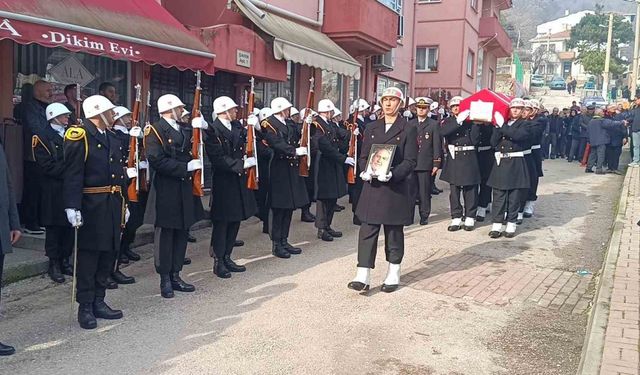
[439,118,481,186]
[548,115,562,134]
[63,122,127,252]
[476,124,494,182]
[411,117,442,172]
[144,118,204,229]
[204,119,257,222]
[355,116,417,226]
[311,116,348,200]
[260,115,310,209]
[22,99,49,162]
[32,126,69,227]
[487,120,531,190]
[528,116,546,177]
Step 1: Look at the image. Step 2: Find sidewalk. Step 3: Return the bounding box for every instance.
[580,166,640,375]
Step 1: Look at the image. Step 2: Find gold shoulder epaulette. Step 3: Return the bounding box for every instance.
[31,134,51,159]
[64,127,86,141]
[143,124,163,147]
[312,121,326,134]
[261,120,276,134]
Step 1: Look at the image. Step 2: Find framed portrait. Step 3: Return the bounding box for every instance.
[365,144,397,177]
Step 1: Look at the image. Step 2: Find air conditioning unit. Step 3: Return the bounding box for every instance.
[372,50,394,72]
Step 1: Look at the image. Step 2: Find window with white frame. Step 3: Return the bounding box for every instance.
[416,46,439,72]
[378,0,402,13]
[470,0,478,10]
[467,50,475,77]
[321,70,343,109]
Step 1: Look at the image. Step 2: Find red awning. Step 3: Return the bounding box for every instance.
[0,0,215,73]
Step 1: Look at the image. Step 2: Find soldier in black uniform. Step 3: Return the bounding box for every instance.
[261,97,310,258]
[295,108,316,224]
[348,87,417,294]
[311,99,353,241]
[63,95,127,329]
[33,103,74,283]
[439,96,481,231]
[522,99,545,219]
[144,94,204,298]
[410,97,442,225]
[204,96,257,278]
[487,98,531,238]
[256,107,274,234]
[476,120,494,222]
[348,99,370,225]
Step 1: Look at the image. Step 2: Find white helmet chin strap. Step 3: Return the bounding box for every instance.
[99,113,111,128]
[171,108,181,122]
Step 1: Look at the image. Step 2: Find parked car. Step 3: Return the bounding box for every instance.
[580,96,608,108]
[531,74,545,87]
[548,76,567,90]
[584,77,596,90]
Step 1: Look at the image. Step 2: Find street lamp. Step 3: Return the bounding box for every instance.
[623,0,640,97]
[600,14,614,100]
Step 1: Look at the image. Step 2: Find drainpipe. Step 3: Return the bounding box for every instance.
[409,0,418,96]
[247,0,324,27]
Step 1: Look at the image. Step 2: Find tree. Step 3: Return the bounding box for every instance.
[530,46,552,74]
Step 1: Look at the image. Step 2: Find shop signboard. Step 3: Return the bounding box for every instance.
[48,55,95,86]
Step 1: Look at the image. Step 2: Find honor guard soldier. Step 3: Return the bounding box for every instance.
[476,117,495,222]
[63,95,128,329]
[523,99,545,218]
[32,103,74,283]
[204,96,257,279]
[410,97,442,225]
[487,99,531,238]
[439,96,481,231]
[348,87,417,293]
[144,94,204,298]
[295,108,316,224]
[261,97,310,258]
[311,99,354,241]
[256,107,274,234]
[349,99,371,225]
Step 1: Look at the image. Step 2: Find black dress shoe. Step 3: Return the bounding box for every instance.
[187,234,197,243]
[224,255,246,272]
[118,252,129,264]
[347,281,369,291]
[419,218,429,225]
[447,225,462,232]
[523,212,532,218]
[595,168,605,175]
[585,168,594,173]
[78,303,97,329]
[381,283,399,293]
[476,215,485,222]
[281,239,302,254]
[160,274,174,298]
[213,258,232,278]
[93,300,123,320]
[234,240,244,247]
[272,241,291,259]
[0,342,15,356]
[170,273,195,292]
[327,228,342,238]
[489,231,502,239]
[504,232,516,238]
[317,229,334,242]
[123,248,141,261]
[516,219,523,225]
[48,260,65,283]
[431,188,440,195]
[61,258,73,276]
[463,225,474,231]
[300,210,315,223]
[183,257,192,265]
[112,270,135,284]
[105,276,118,290]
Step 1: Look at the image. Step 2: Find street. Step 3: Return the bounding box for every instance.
[0,155,623,375]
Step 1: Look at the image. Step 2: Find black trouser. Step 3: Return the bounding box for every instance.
[120,195,147,249]
[153,227,188,275]
[564,135,572,157]
[527,173,539,202]
[315,199,336,230]
[606,145,623,170]
[587,144,607,170]
[44,225,73,260]
[569,138,588,161]
[76,250,115,304]
[492,188,525,224]
[270,208,293,241]
[357,223,404,269]
[478,183,492,209]
[20,161,42,227]
[414,172,432,219]
[449,184,478,219]
[549,133,558,157]
[210,221,240,259]
[0,253,4,305]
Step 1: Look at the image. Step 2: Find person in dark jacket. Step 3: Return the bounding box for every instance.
[586,108,627,174]
[348,87,417,294]
[629,98,640,166]
[563,109,576,158]
[547,108,563,159]
[569,105,594,162]
[607,104,630,173]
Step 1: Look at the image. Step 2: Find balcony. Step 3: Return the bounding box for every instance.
[322,0,398,56]
[479,16,513,58]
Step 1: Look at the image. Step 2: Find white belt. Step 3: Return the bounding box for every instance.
[447,145,475,159]
[523,149,532,155]
[478,146,493,151]
[531,144,541,150]
[494,151,525,166]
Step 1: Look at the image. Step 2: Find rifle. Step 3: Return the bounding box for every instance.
[347,99,360,184]
[299,72,314,177]
[191,71,205,197]
[126,84,142,202]
[246,77,259,190]
[75,83,82,126]
[142,91,151,187]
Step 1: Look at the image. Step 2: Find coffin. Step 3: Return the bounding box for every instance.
[459,89,512,125]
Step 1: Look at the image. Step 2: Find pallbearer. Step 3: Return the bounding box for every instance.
[348,87,417,293]
[476,118,495,222]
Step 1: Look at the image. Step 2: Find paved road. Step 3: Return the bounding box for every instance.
[0,157,624,374]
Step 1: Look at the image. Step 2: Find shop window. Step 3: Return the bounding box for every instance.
[253,62,296,109]
[321,71,343,110]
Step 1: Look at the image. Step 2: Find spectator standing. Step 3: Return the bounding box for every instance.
[629,97,640,167]
[547,108,562,159]
[606,104,628,173]
[586,108,625,174]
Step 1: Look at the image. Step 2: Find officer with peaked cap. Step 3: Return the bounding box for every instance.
[63,95,128,329]
[144,94,205,298]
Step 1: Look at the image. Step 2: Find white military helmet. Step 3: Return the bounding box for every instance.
[45,103,71,121]
[157,94,185,114]
[290,107,300,116]
[408,97,416,106]
[259,107,274,122]
[317,99,336,113]
[523,100,533,108]
[332,108,342,118]
[530,99,541,109]
[353,98,370,112]
[299,108,317,119]
[182,109,190,118]
[252,108,260,116]
[113,106,131,121]
[510,98,525,108]
[83,95,116,119]
[270,97,293,113]
[448,96,463,107]
[379,87,405,105]
[373,104,381,113]
[213,96,238,114]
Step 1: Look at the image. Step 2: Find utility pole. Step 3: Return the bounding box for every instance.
[632,1,640,98]
[602,13,614,100]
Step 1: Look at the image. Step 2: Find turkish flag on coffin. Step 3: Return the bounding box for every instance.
[459,89,513,126]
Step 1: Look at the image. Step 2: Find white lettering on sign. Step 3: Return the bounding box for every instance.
[236,50,251,68]
[0,19,21,37]
[42,31,141,57]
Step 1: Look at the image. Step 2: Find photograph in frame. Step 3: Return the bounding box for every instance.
[365,144,397,177]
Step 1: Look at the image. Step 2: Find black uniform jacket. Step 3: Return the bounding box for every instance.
[63,122,126,252]
[311,116,348,200]
[144,118,204,229]
[32,126,68,227]
[528,116,546,177]
[476,123,495,182]
[204,119,257,222]
[439,118,481,186]
[487,119,531,190]
[261,115,310,209]
[355,116,417,226]
[411,117,442,172]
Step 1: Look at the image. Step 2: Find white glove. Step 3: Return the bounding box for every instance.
[494,112,505,127]
[126,167,138,179]
[456,110,470,124]
[295,147,308,156]
[305,115,313,124]
[344,157,356,166]
[129,126,143,138]
[377,171,392,182]
[403,110,412,118]
[139,161,149,170]
[369,114,377,121]
[243,157,257,169]
[353,127,360,136]
[65,208,82,227]
[191,117,208,129]
[125,208,130,224]
[359,171,372,182]
[187,159,203,171]
[247,115,260,130]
